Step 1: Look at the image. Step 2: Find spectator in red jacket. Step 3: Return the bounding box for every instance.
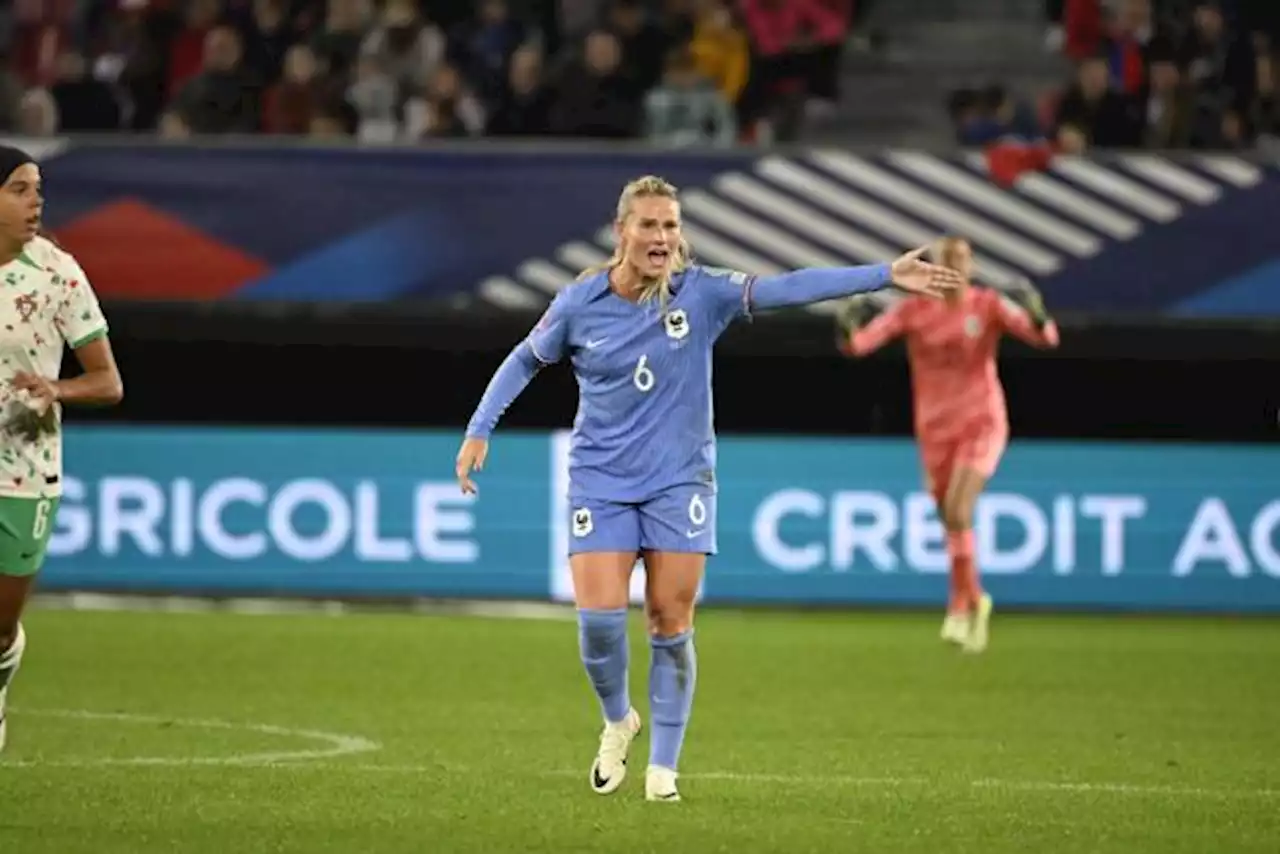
[261,43,319,134]
[8,0,78,87]
[168,0,224,98]
[739,0,846,59]
[738,0,848,137]
[1062,0,1104,60]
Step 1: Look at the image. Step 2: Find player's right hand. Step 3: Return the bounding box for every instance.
[456,436,488,495]
[889,245,964,297]
[11,371,58,414]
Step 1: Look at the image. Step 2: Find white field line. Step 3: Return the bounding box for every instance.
[1,708,380,766]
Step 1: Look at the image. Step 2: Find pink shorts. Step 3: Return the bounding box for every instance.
[920,424,1008,497]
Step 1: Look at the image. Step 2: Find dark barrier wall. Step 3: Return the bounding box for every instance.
[80,303,1278,442]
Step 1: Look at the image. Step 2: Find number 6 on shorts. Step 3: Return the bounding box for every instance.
[32,499,51,540]
[0,496,60,576]
[687,494,706,527]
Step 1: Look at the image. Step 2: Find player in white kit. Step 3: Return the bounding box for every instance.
[0,146,124,752]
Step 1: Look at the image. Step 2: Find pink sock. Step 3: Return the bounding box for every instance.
[947,529,981,607]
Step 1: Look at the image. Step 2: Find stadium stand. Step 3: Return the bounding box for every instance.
[1029,0,1280,151]
[0,0,872,145]
[2,1,1274,151]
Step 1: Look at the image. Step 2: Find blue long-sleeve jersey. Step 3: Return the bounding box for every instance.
[466,263,893,502]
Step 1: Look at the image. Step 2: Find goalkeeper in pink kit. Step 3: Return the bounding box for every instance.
[839,238,1059,652]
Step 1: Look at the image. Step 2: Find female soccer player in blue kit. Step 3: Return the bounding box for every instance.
[456,176,961,802]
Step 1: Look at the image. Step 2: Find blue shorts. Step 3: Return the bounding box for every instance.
[567,485,717,556]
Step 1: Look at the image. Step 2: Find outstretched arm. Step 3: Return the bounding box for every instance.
[847,301,909,356]
[747,263,893,314]
[702,248,961,328]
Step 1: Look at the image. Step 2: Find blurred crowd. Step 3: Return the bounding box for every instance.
[951,0,1280,152]
[0,0,863,147]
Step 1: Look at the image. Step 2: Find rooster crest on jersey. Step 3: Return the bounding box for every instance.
[572,507,593,538]
[964,315,982,338]
[663,308,689,341]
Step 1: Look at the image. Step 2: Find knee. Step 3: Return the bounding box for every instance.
[647,589,697,637]
[942,497,973,531]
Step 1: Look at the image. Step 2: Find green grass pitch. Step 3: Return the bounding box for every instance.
[1,606,1277,853]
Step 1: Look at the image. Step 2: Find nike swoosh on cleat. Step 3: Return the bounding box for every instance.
[592,768,611,789]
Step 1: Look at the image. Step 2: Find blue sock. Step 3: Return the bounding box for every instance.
[649,629,697,771]
[577,608,631,723]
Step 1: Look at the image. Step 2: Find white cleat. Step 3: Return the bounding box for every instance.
[589,707,642,795]
[963,594,994,654]
[645,764,681,802]
[0,695,7,754]
[940,613,970,645]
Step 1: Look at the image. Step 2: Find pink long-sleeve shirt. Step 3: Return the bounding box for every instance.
[850,288,1060,442]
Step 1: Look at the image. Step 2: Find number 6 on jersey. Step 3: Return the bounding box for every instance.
[633,354,655,392]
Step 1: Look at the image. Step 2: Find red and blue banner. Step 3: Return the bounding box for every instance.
[30,140,1280,318]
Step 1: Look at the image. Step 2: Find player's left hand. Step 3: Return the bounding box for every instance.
[10,371,59,414]
[1005,278,1051,328]
[889,246,964,298]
